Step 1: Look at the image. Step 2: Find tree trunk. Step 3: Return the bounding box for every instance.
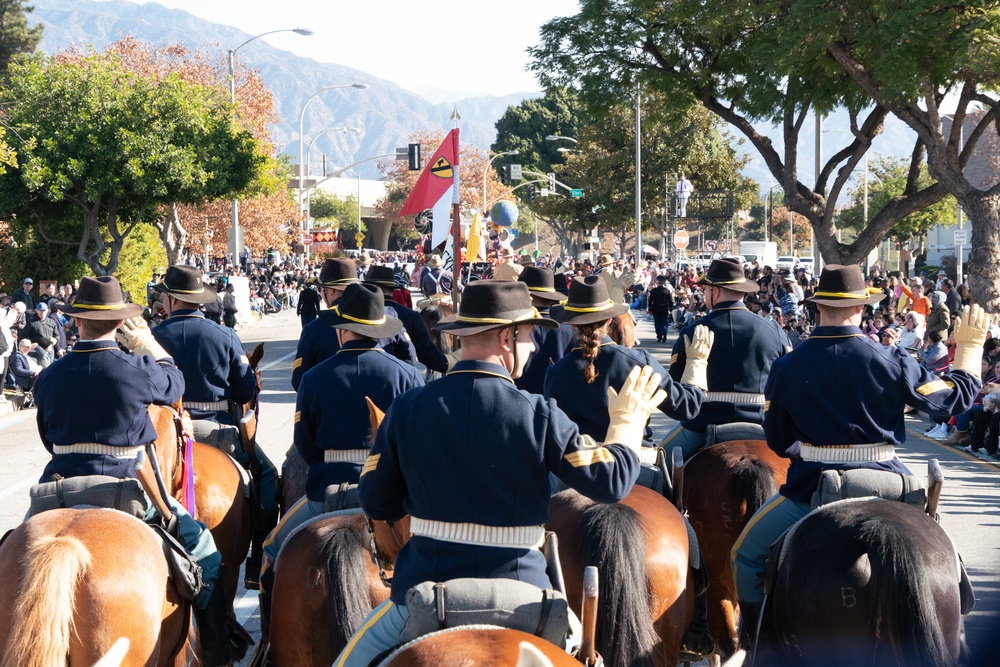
[158,203,187,266]
[963,195,1000,312]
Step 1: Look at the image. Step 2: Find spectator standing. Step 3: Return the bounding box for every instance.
[0,298,15,399]
[222,283,238,329]
[296,282,321,328]
[647,275,674,343]
[942,279,962,323]
[12,278,34,311]
[676,174,693,217]
[924,291,951,344]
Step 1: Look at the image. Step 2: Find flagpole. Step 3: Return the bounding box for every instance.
[450,107,462,310]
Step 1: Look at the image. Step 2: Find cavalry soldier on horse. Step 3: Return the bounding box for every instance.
[732,264,985,657]
[364,264,450,375]
[665,257,791,457]
[514,266,577,395]
[32,275,246,667]
[336,280,667,666]
[152,264,281,590]
[291,258,415,391]
[259,282,424,641]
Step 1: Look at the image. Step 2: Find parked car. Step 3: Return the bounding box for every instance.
[797,256,815,274]
[776,255,798,272]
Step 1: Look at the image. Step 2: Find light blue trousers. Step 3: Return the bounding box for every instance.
[334,598,410,667]
[145,495,222,609]
[730,493,811,605]
[260,495,326,576]
[659,423,706,460]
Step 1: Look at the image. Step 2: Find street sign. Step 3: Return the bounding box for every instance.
[570,188,584,198]
[673,230,690,250]
[705,239,718,251]
[954,228,968,245]
[355,231,365,247]
[510,164,523,181]
[301,233,313,246]
[613,238,621,250]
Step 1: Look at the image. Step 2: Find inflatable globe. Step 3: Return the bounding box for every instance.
[490,200,519,227]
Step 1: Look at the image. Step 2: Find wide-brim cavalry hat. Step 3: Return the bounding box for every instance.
[696,258,759,293]
[427,254,444,268]
[364,265,398,289]
[435,281,558,336]
[598,254,614,267]
[318,258,359,288]
[156,265,216,304]
[319,283,402,338]
[806,264,886,307]
[549,275,629,326]
[58,276,143,320]
[517,266,563,303]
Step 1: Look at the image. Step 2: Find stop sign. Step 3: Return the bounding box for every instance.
[301,233,313,246]
[673,230,690,249]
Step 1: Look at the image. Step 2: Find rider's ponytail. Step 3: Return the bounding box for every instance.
[575,321,608,383]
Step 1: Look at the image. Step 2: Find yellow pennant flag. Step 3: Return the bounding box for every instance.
[466,211,483,261]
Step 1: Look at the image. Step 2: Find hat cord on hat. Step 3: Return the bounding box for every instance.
[456,308,542,325]
[161,280,204,294]
[332,305,386,326]
[68,301,126,311]
[562,300,616,314]
[813,287,881,299]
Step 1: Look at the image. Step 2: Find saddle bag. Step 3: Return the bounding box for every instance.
[28,475,148,520]
[324,482,361,513]
[705,422,765,447]
[400,578,571,648]
[810,469,927,510]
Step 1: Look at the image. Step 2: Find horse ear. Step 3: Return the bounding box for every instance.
[365,397,385,434]
[249,342,265,368]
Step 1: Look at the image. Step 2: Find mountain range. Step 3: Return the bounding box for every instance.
[31,0,917,192]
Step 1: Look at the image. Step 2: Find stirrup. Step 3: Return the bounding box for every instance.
[244,554,261,591]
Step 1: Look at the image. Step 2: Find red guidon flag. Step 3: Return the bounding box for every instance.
[400,129,460,248]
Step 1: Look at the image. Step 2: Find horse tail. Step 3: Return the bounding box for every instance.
[730,455,778,517]
[319,522,377,652]
[578,502,656,667]
[1,535,91,667]
[862,518,952,667]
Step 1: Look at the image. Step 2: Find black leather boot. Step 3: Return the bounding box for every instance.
[259,566,275,642]
[244,478,278,590]
[680,584,716,659]
[740,601,778,666]
[194,567,250,667]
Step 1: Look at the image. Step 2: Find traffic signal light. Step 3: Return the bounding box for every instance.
[408,143,421,171]
[528,185,536,202]
[500,165,511,186]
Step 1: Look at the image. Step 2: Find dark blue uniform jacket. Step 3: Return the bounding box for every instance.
[385,297,449,374]
[515,322,577,395]
[296,340,423,501]
[545,336,704,443]
[153,310,255,421]
[33,340,185,482]
[360,360,640,604]
[766,325,980,503]
[291,307,416,390]
[670,300,789,432]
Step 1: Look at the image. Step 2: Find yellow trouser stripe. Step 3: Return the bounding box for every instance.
[263,496,309,552]
[335,601,396,667]
[731,494,786,582]
[659,426,683,448]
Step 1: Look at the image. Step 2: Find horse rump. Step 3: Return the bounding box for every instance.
[772,500,961,667]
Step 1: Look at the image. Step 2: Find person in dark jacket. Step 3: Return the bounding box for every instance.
[647,274,674,342]
[296,281,321,327]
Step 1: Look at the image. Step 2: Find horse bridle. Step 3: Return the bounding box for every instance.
[365,515,406,588]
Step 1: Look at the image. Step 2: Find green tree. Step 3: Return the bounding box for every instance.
[529,1,947,266]
[311,189,364,234]
[0,0,41,75]
[492,87,581,184]
[0,49,265,276]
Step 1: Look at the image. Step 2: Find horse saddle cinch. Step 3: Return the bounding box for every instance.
[399,578,571,649]
[28,475,148,520]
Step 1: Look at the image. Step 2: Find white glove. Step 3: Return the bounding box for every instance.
[952,304,989,378]
[679,324,714,391]
[116,316,170,361]
[445,350,462,371]
[605,365,668,453]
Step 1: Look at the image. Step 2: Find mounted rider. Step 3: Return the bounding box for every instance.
[336,280,666,666]
[665,258,791,457]
[732,264,984,655]
[258,282,424,640]
[151,264,281,590]
[291,258,415,391]
[32,275,247,666]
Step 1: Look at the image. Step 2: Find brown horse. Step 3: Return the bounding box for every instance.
[0,506,191,666]
[608,312,636,348]
[683,440,787,661]
[381,628,582,667]
[547,485,690,667]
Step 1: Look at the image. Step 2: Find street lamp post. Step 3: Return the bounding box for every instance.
[297,84,369,257]
[227,27,312,264]
[307,127,361,176]
[483,150,518,210]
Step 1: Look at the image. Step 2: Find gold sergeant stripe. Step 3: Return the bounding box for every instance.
[294,411,301,424]
[916,379,955,396]
[564,448,615,467]
[361,454,381,476]
[670,354,678,365]
[764,400,771,411]
[292,358,302,370]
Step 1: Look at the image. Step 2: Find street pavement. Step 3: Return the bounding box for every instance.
[0,304,998,664]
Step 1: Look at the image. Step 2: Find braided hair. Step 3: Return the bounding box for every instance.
[575,320,609,383]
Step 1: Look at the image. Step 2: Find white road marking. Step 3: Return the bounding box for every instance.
[0,476,39,500]
[234,588,260,625]
[258,350,296,372]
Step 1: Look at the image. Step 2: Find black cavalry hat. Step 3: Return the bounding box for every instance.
[517,266,564,303]
[317,258,360,288]
[58,276,143,320]
[549,275,629,326]
[806,264,886,307]
[319,283,403,338]
[156,265,217,304]
[363,265,398,289]
[435,281,558,336]
[696,258,759,293]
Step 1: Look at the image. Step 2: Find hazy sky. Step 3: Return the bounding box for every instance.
[129,0,581,96]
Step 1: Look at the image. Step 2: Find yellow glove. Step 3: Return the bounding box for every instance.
[951,304,989,378]
[605,365,668,453]
[679,324,714,391]
[116,316,170,361]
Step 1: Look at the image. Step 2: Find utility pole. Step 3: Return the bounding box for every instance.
[634,81,642,264]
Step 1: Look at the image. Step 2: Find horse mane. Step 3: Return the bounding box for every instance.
[316,521,379,652]
[577,502,656,667]
[728,454,778,517]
